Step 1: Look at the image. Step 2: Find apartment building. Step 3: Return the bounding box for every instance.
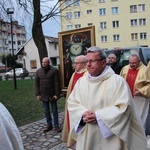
[60,0,150,50]
[0,19,26,55]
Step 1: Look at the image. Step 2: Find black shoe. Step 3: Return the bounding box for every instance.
[43,125,53,132]
[55,126,61,133]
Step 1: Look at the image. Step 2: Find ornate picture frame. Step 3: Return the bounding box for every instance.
[58,26,95,90]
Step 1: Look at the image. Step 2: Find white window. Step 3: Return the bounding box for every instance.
[140,32,147,40]
[139,18,146,26]
[74,11,80,18]
[99,0,105,2]
[66,12,72,20]
[101,35,107,42]
[65,0,71,6]
[111,7,118,14]
[131,19,137,26]
[112,21,119,28]
[73,0,80,6]
[87,10,92,14]
[88,23,93,26]
[113,34,120,41]
[67,25,73,30]
[130,5,137,13]
[99,8,106,16]
[75,24,81,29]
[131,33,138,40]
[100,22,107,29]
[138,4,145,12]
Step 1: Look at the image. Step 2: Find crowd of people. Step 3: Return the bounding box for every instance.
[62,47,150,150]
[1,46,150,150]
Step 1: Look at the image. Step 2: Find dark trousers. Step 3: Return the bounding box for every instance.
[42,100,59,127]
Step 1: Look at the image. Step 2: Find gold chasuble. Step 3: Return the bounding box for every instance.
[68,66,147,150]
[120,63,150,129]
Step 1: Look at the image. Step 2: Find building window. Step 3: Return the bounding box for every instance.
[54,43,57,50]
[131,33,138,40]
[17,41,21,45]
[66,12,72,20]
[112,21,119,28]
[111,7,118,14]
[67,25,73,30]
[130,5,137,13]
[30,60,37,69]
[100,22,107,29]
[87,10,92,14]
[50,58,57,66]
[74,11,80,18]
[65,0,71,6]
[113,34,120,41]
[131,19,137,26]
[101,35,107,42]
[99,0,105,2]
[140,32,147,40]
[75,24,81,29]
[86,0,91,2]
[138,4,145,12]
[73,0,80,6]
[139,18,146,26]
[111,0,118,1]
[99,8,106,16]
[87,23,93,26]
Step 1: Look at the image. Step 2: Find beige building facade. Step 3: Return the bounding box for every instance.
[60,0,150,49]
[0,19,26,55]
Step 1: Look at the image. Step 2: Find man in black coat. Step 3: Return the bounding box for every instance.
[35,57,61,132]
[108,53,122,74]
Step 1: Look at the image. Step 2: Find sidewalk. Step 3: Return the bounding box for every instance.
[19,112,67,150]
[19,111,150,150]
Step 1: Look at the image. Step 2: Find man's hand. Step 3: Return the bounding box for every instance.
[82,110,96,123]
[36,95,41,101]
[53,95,58,100]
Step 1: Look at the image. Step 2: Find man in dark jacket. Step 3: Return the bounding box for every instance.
[108,53,121,74]
[35,57,61,132]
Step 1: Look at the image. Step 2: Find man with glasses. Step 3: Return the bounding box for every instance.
[120,53,150,130]
[62,55,87,149]
[68,46,147,150]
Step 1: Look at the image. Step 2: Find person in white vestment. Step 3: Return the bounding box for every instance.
[67,46,147,150]
[0,103,24,150]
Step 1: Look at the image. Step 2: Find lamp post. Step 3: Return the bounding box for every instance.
[7,8,17,89]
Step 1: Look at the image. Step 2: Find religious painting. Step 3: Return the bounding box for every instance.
[58,26,95,90]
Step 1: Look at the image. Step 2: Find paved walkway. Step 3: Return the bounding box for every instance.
[19,111,150,150]
[19,112,67,150]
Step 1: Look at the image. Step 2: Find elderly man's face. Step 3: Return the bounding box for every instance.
[108,56,116,64]
[86,52,106,76]
[129,56,140,70]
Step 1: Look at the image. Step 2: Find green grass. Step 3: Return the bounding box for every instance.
[0,79,66,127]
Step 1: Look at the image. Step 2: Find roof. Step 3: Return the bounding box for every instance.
[15,36,58,55]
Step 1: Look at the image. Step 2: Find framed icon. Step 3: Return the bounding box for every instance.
[58,26,95,90]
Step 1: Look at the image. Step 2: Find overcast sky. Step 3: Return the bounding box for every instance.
[13,0,61,40]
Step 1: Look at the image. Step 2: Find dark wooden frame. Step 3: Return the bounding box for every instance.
[58,26,95,90]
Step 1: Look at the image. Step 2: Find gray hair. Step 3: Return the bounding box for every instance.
[87,46,107,59]
[129,53,140,61]
[108,53,116,59]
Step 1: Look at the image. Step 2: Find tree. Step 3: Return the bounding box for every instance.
[32,0,48,65]
[1,0,86,66]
